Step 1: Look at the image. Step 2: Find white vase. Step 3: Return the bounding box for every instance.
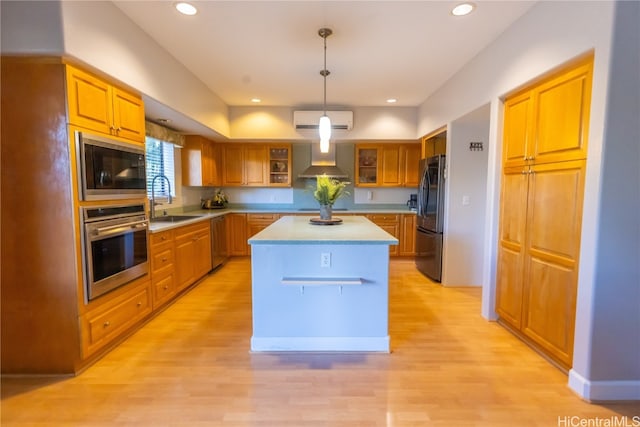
[319,204,333,220]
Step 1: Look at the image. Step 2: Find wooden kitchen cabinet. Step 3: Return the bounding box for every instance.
[246,213,280,253]
[226,213,249,256]
[503,57,592,168]
[80,281,152,358]
[182,135,220,187]
[267,144,292,186]
[422,128,447,159]
[355,143,421,187]
[221,143,268,187]
[366,214,400,256]
[496,54,592,370]
[400,214,416,256]
[66,64,145,143]
[174,221,212,292]
[149,229,176,309]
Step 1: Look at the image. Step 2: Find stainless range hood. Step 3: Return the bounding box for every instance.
[298,144,349,179]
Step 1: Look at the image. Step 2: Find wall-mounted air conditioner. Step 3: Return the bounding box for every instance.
[293,110,353,131]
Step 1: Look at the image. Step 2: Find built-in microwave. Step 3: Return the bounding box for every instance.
[77,131,147,200]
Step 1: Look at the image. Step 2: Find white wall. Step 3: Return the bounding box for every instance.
[229,106,417,140]
[0,1,64,54]
[442,105,490,287]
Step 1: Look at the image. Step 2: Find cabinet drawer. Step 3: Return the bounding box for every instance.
[366,214,400,223]
[151,246,174,274]
[150,230,173,247]
[152,273,175,308]
[247,213,279,222]
[83,286,151,356]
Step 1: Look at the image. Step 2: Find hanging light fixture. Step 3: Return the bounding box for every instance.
[318,27,332,153]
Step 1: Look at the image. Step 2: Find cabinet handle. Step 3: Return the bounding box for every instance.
[526,156,535,161]
[521,170,527,175]
[103,321,111,328]
[162,257,167,262]
[136,302,142,307]
[163,286,168,290]
[161,236,167,241]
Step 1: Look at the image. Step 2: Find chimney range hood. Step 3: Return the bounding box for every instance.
[298,144,348,179]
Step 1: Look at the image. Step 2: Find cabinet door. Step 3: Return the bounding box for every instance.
[532,61,592,164]
[174,231,196,291]
[366,214,399,256]
[194,228,212,277]
[111,87,145,143]
[355,146,380,186]
[66,65,113,135]
[244,145,267,186]
[495,166,529,329]
[400,214,416,256]
[380,145,402,186]
[402,144,421,187]
[268,145,291,187]
[226,213,248,256]
[521,160,585,368]
[503,91,533,167]
[222,144,245,186]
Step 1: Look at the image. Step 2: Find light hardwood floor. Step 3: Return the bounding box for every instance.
[2,259,638,426]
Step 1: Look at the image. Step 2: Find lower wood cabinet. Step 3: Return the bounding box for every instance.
[400,214,416,256]
[226,213,248,256]
[366,214,400,256]
[80,281,152,358]
[150,229,176,309]
[246,213,280,253]
[174,222,212,292]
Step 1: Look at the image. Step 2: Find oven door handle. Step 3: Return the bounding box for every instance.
[92,220,148,239]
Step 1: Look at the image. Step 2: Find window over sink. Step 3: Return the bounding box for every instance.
[145,136,181,203]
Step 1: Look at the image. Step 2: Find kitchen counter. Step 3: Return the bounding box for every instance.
[248,215,397,245]
[248,215,396,352]
[149,207,415,233]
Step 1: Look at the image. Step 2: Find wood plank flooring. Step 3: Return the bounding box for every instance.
[2,258,638,426]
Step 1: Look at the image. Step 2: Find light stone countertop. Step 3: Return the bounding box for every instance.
[248,215,398,245]
[148,207,415,233]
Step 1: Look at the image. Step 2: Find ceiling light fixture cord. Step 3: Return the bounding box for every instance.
[318,28,332,153]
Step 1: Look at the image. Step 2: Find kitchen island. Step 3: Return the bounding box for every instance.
[248,215,398,352]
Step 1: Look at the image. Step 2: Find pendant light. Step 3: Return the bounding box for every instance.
[318,28,332,153]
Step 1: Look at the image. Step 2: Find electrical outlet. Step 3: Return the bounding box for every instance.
[367,191,373,200]
[320,252,331,268]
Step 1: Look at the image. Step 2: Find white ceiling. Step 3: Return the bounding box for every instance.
[113,1,535,111]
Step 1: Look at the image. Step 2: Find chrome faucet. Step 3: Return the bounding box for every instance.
[150,174,172,219]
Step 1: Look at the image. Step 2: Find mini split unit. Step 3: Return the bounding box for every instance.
[293,110,354,131]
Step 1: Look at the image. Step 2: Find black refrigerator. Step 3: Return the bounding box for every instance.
[415,154,446,282]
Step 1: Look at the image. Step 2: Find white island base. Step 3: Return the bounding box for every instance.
[248,216,398,353]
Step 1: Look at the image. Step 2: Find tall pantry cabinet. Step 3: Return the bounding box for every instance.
[496,54,593,370]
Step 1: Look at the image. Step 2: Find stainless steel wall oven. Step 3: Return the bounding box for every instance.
[81,204,149,301]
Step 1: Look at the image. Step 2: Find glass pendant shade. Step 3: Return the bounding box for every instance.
[319,115,332,152]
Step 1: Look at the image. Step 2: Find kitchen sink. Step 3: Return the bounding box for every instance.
[150,215,202,223]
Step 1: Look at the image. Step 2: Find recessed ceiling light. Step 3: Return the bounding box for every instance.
[451,3,475,16]
[386,98,397,104]
[156,118,171,124]
[251,98,261,103]
[175,2,197,16]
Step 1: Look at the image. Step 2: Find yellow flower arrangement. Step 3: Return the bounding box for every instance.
[313,175,349,206]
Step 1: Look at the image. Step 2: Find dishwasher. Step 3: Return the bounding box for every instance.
[210,215,228,269]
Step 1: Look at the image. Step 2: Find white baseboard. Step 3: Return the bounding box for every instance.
[569,369,640,401]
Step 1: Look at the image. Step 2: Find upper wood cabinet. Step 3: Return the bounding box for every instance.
[267,145,292,186]
[355,143,421,187]
[182,135,220,187]
[221,144,268,187]
[422,129,447,159]
[503,57,592,168]
[66,64,145,143]
[221,143,291,187]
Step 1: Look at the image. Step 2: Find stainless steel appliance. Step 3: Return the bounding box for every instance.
[81,204,149,301]
[210,215,228,269]
[415,155,446,282]
[77,131,147,200]
[407,194,417,211]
